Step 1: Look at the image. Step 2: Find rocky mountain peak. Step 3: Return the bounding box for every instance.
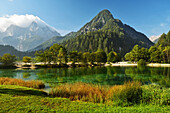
[78,9,116,35]
[0,16,60,51]
[29,21,39,31]
[96,9,114,20]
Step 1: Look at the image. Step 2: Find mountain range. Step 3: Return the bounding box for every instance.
[31,9,153,56]
[31,10,153,55]
[0,10,154,57]
[0,16,60,51]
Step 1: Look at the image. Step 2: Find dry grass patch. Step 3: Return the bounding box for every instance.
[0,77,45,89]
[50,81,142,105]
[49,82,107,103]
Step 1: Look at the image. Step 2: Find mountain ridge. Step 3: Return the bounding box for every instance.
[29,9,153,54]
[0,45,34,58]
[60,9,153,55]
[0,20,60,51]
[29,32,76,51]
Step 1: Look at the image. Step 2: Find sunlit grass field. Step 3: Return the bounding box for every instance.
[0,84,169,112]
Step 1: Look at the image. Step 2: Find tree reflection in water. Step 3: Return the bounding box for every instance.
[0,66,169,87]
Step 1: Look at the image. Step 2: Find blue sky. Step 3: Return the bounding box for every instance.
[0,0,170,37]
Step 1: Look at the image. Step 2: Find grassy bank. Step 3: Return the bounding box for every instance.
[49,82,170,106]
[0,85,169,112]
[0,77,45,89]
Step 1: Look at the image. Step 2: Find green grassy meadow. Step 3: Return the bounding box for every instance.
[0,85,169,113]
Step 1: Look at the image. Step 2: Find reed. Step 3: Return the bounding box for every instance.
[49,81,142,105]
[49,82,107,103]
[106,81,142,105]
[0,77,45,89]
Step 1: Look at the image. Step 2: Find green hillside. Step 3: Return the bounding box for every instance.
[61,9,153,56]
[30,32,76,51]
[0,45,34,58]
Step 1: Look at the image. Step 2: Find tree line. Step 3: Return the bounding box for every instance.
[34,44,121,65]
[125,31,170,63]
[125,45,170,63]
[0,43,121,67]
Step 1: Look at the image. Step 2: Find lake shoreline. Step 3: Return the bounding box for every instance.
[147,63,170,67]
[1,62,169,69]
[106,63,170,67]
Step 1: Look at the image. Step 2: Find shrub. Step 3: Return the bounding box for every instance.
[0,77,45,89]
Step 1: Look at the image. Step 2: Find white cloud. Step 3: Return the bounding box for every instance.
[0,14,47,32]
[8,0,14,2]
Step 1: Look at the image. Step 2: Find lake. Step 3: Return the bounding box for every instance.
[0,66,169,88]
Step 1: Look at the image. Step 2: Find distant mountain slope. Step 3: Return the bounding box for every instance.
[0,45,34,58]
[58,32,77,43]
[0,15,60,51]
[30,32,76,51]
[153,38,159,43]
[149,35,161,43]
[60,9,153,55]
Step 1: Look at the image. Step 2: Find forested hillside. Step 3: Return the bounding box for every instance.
[61,30,150,56]
[61,9,153,56]
[0,45,34,58]
[30,32,76,51]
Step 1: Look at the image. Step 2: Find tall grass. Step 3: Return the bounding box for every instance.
[106,81,142,106]
[141,85,170,105]
[0,77,45,89]
[49,82,106,103]
[49,81,142,105]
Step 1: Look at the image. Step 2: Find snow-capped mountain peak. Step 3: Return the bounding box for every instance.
[149,34,161,43]
[0,14,59,32]
[0,14,60,51]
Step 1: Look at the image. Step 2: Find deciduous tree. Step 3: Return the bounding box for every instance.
[0,53,16,66]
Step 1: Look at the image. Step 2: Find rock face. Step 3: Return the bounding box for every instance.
[77,9,114,35]
[0,20,60,51]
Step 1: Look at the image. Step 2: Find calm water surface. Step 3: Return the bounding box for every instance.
[0,66,169,87]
